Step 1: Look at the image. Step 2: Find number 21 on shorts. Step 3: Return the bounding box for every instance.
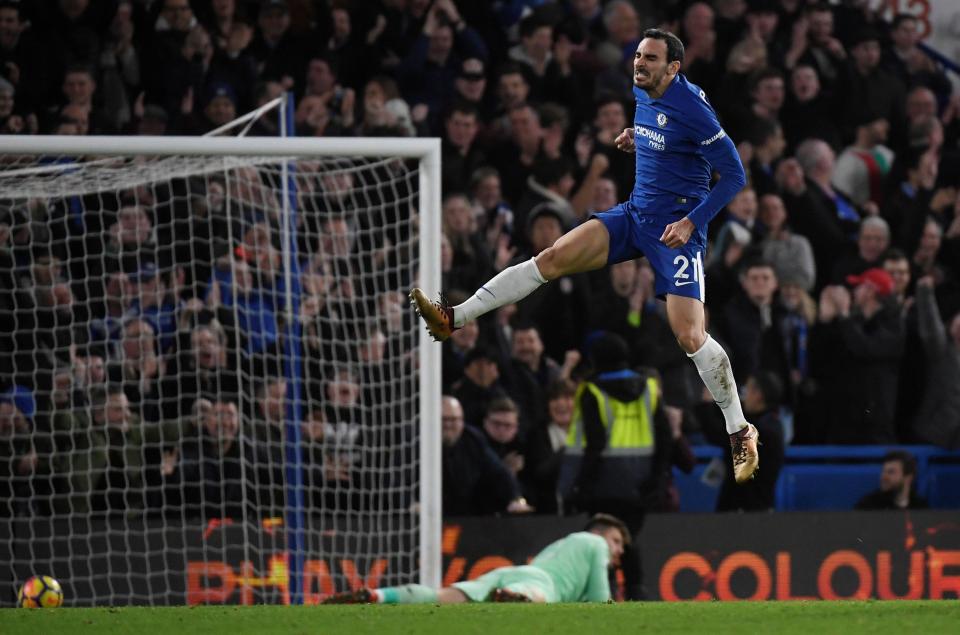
[673,251,704,299]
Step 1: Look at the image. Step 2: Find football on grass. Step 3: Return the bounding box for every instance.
[18,575,64,608]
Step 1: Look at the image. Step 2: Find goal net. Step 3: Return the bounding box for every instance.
[0,135,441,606]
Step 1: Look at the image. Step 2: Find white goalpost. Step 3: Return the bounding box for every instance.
[0,132,441,605]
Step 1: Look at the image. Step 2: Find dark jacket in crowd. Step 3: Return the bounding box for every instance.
[911,283,960,449]
[520,420,565,515]
[442,425,520,516]
[810,302,905,444]
[715,292,791,394]
[854,488,929,510]
[174,433,281,521]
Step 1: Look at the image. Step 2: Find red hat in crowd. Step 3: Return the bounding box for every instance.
[846,268,894,297]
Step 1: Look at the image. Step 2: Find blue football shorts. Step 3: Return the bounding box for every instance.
[592,200,707,302]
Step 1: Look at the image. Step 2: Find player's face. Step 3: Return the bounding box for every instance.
[633,39,676,94]
[601,527,625,567]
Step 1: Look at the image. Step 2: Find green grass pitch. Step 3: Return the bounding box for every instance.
[3,601,959,635]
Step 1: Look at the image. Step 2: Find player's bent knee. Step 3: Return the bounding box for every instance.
[534,245,563,281]
[675,329,706,354]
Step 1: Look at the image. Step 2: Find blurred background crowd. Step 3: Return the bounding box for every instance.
[0,0,958,522]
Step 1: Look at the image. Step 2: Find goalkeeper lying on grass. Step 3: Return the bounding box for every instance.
[324,514,627,604]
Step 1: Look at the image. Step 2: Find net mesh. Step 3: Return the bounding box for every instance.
[0,148,425,605]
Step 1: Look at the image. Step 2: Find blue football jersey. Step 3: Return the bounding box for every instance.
[630,73,745,229]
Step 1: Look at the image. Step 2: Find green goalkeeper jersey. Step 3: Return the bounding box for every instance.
[530,532,612,603]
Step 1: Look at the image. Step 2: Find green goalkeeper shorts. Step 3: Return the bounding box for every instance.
[452,565,557,603]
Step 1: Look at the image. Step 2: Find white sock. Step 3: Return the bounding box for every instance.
[688,335,747,434]
[453,258,547,327]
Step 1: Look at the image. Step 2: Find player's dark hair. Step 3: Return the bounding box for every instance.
[642,28,684,65]
[585,513,631,546]
[882,450,917,477]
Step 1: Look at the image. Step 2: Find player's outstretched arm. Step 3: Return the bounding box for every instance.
[686,133,747,229]
[615,127,635,153]
[583,544,612,602]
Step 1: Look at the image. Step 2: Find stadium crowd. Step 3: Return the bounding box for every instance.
[0,0,959,522]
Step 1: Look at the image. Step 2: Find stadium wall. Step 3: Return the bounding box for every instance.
[3,512,959,605]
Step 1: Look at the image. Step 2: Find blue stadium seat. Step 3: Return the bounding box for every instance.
[926,465,960,508]
[677,446,960,512]
[776,465,880,510]
[672,465,720,512]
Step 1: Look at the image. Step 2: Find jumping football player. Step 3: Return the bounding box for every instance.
[411,29,759,483]
[324,514,627,604]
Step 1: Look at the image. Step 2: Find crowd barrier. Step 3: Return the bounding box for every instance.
[3,511,958,604]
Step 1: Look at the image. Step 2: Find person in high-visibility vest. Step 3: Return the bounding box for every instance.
[557,332,669,600]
